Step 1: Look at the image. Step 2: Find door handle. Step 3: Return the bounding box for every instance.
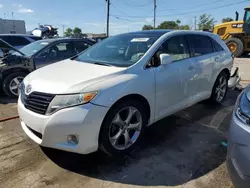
[188,66,195,70]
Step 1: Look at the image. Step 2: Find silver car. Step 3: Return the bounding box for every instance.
[227,85,250,188]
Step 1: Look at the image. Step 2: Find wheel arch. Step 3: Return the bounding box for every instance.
[98,93,151,142]
[2,68,31,80]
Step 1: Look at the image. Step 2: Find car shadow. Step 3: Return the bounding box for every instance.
[0,95,17,104]
[40,91,240,186]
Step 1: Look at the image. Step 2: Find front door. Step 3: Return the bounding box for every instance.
[154,35,193,120]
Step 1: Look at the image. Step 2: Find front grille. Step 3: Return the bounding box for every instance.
[20,83,55,115]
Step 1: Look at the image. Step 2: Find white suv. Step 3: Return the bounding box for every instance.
[18,30,234,156]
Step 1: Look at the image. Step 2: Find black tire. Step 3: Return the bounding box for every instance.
[2,72,27,97]
[225,38,244,57]
[209,72,228,104]
[241,51,249,57]
[99,100,148,156]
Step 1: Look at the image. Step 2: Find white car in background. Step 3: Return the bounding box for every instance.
[18,30,237,156]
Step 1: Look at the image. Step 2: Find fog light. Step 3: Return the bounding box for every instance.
[67,135,78,145]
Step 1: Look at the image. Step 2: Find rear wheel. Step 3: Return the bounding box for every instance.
[225,37,244,57]
[2,72,27,97]
[99,100,147,156]
[209,72,228,104]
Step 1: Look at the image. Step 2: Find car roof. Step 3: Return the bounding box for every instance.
[121,29,217,38]
[36,37,96,43]
[0,34,41,38]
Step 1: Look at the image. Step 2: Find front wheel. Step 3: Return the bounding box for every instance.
[209,72,228,104]
[99,100,147,156]
[2,72,27,97]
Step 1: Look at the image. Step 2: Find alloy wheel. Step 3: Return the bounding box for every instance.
[215,76,227,102]
[109,106,142,150]
[9,76,24,96]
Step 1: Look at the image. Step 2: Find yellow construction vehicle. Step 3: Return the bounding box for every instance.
[213,7,250,57]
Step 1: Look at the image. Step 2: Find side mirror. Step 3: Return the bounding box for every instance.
[160,53,172,65]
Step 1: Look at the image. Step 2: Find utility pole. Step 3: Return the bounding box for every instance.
[154,0,156,29]
[62,25,65,36]
[194,16,196,31]
[106,0,110,37]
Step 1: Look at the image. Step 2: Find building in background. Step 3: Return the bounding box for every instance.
[82,33,107,41]
[0,19,26,34]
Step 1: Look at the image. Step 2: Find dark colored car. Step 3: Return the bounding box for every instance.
[227,85,250,188]
[0,37,95,97]
[0,34,42,49]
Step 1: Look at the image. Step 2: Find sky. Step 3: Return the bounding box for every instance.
[0,0,249,36]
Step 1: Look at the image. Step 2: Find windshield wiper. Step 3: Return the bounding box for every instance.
[94,62,114,67]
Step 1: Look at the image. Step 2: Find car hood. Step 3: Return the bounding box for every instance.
[24,59,127,94]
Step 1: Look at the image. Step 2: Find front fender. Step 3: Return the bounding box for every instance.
[85,69,155,120]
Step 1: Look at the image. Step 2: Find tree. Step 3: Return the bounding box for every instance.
[178,25,190,30]
[73,27,82,35]
[198,13,216,30]
[222,17,234,23]
[142,25,154,30]
[64,28,73,37]
[157,21,178,29]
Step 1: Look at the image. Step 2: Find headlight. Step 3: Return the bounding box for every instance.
[235,90,250,125]
[46,91,98,114]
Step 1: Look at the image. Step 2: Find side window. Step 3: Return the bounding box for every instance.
[211,38,224,52]
[186,35,213,56]
[245,10,250,24]
[74,41,91,53]
[156,35,190,61]
[11,36,30,46]
[37,41,75,61]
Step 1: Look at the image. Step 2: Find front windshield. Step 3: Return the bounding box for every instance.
[75,34,160,67]
[14,40,51,57]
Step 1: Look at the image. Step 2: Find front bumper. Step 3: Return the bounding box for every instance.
[227,113,250,188]
[18,97,109,154]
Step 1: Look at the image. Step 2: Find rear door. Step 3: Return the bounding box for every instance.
[186,34,215,100]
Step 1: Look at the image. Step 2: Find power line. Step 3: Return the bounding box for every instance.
[118,0,152,7]
[111,4,129,16]
[111,0,249,18]
[157,0,224,11]
[154,0,156,29]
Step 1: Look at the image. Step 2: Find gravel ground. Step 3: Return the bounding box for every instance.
[0,57,249,188]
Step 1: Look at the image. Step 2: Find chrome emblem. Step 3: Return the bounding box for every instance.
[25,84,32,94]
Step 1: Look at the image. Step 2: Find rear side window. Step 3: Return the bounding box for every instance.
[210,38,224,52]
[186,35,213,56]
[156,35,190,61]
